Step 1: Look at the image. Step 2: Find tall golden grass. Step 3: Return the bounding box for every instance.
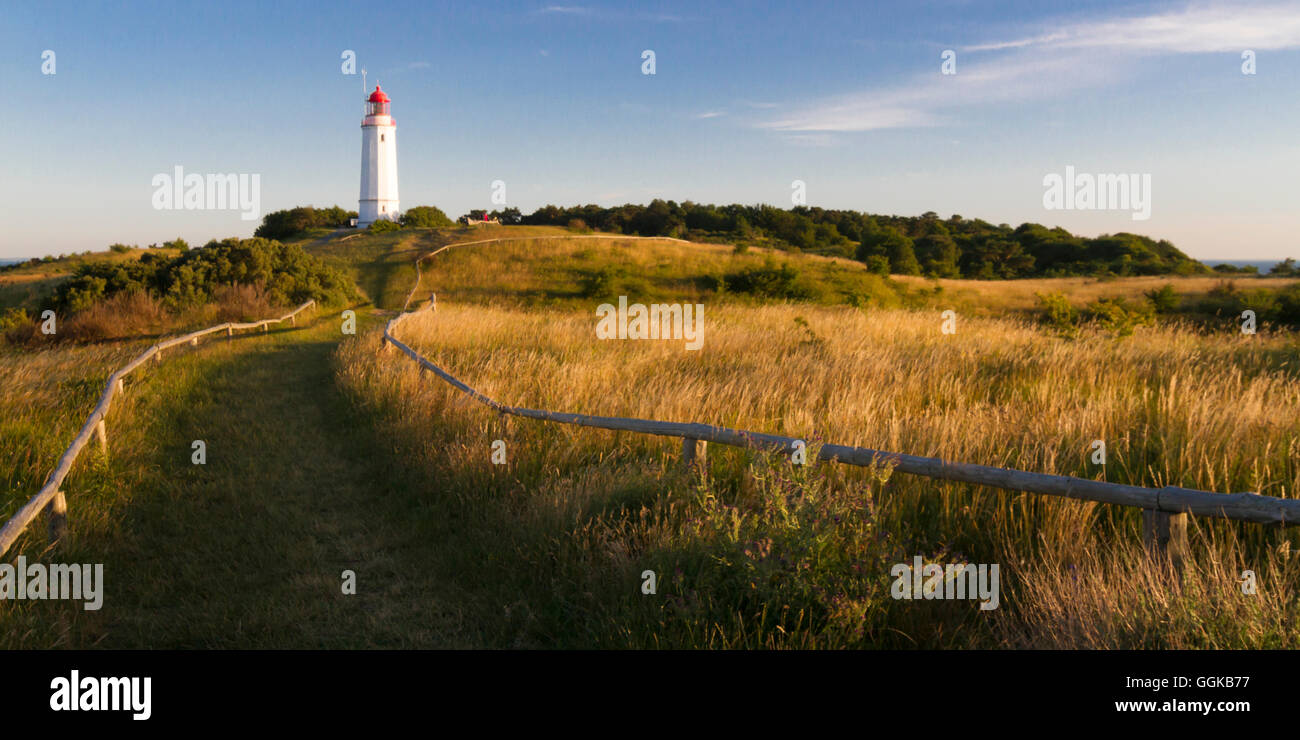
[337,298,1300,647]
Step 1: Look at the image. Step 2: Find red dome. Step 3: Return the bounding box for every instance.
[367,85,390,103]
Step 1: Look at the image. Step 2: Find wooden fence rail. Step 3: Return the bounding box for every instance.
[382,236,1299,558]
[0,300,315,558]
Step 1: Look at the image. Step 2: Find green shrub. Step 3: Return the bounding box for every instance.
[1088,297,1154,338]
[400,205,453,228]
[254,205,358,240]
[864,255,890,277]
[1036,292,1078,338]
[0,307,29,335]
[1144,283,1179,313]
[578,266,622,299]
[725,260,820,301]
[368,219,401,234]
[53,237,358,312]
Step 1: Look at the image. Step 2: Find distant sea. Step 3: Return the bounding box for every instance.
[0,258,23,266]
[1200,259,1289,273]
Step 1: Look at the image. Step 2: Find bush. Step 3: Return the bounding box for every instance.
[400,206,454,228]
[567,219,592,234]
[108,244,133,254]
[57,258,159,313]
[725,260,820,301]
[255,205,358,240]
[1269,258,1299,277]
[1144,283,1179,313]
[1088,297,1154,338]
[578,266,622,299]
[1274,284,1300,325]
[1036,292,1077,338]
[0,308,29,339]
[368,219,401,233]
[865,255,890,277]
[53,237,358,313]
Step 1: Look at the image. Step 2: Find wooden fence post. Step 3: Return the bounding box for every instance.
[227,327,233,338]
[116,378,124,396]
[682,439,707,472]
[190,337,198,347]
[95,420,108,456]
[1143,509,1188,567]
[291,315,296,326]
[47,490,67,542]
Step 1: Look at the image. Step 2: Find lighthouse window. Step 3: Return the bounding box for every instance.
[381,134,385,142]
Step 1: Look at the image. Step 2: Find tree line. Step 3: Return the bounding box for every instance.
[251,201,1297,281]
[515,201,1216,279]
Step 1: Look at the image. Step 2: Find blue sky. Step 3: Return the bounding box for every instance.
[2,0,1299,260]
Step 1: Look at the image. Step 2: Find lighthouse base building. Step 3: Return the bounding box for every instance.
[358,85,399,227]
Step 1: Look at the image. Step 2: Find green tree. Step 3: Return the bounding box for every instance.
[401,205,454,228]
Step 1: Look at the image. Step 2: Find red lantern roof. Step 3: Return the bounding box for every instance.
[368,85,390,103]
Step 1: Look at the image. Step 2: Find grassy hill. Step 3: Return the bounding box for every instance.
[3,226,1299,648]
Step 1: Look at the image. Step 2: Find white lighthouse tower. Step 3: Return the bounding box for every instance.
[358,85,399,226]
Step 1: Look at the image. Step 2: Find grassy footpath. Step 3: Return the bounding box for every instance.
[1,310,482,648]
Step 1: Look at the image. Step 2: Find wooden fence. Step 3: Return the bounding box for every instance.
[0,301,316,557]
[382,236,1300,560]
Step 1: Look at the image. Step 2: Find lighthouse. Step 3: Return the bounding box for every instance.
[358,85,399,226]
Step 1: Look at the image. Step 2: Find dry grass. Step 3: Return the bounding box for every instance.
[906,273,1300,317]
[4,285,287,345]
[395,303,1300,498]
[0,340,146,521]
[336,283,1300,647]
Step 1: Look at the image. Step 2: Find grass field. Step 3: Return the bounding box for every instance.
[335,277,1300,647]
[903,273,1300,318]
[3,228,1299,648]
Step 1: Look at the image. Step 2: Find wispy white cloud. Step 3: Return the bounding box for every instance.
[759,50,1113,134]
[694,111,724,119]
[760,2,1300,136]
[539,5,593,15]
[966,3,1300,54]
[964,32,1067,52]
